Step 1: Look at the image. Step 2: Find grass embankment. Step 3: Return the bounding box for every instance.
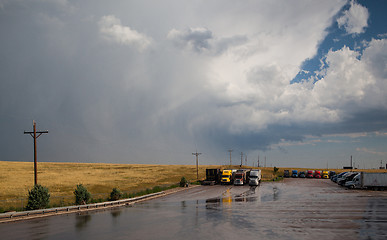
[0,161,216,212]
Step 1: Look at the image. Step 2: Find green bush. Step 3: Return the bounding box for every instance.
[25,184,50,210]
[109,188,122,201]
[179,177,188,187]
[74,184,91,205]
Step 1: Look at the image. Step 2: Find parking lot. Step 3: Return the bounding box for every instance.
[1,178,386,240]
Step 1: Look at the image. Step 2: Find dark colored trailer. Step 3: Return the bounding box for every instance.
[203,169,221,185]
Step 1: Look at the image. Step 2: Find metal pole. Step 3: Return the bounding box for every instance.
[33,121,37,185]
[228,149,233,166]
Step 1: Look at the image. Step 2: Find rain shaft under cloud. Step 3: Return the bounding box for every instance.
[0,0,386,167]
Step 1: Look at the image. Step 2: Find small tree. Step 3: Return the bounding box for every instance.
[26,184,50,210]
[179,177,188,187]
[74,184,91,205]
[273,166,279,175]
[109,188,122,201]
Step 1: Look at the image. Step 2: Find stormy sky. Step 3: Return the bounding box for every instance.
[1,0,386,168]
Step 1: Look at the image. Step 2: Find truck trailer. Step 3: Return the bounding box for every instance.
[345,172,387,190]
[203,169,221,185]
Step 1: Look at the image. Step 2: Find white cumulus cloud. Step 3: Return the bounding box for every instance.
[99,15,151,50]
[337,0,369,34]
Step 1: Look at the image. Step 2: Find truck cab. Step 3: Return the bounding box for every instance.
[344,173,361,189]
[283,170,290,178]
[322,171,329,179]
[234,172,245,185]
[306,170,314,178]
[314,170,322,178]
[249,170,262,186]
[291,170,298,178]
[221,170,233,184]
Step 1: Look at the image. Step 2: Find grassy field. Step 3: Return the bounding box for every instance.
[1,161,386,211]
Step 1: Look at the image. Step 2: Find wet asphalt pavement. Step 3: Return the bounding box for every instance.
[1,178,387,240]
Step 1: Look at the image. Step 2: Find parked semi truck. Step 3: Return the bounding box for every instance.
[249,170,262,186]
[314,170,322,178]
[283,170,290,178]
[203,169,221,185]
[234,171,246,185]
[345,172,387,190]
[322,171,329,179]
[221,170,233,184]
[291,170,298,178]
[306,170,314,178]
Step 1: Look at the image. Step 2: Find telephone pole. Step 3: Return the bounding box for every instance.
[240,152,243,167]
[24,120,48,185]
[192,151,202,180]
[258,155,260,168]
[228,149,233,166]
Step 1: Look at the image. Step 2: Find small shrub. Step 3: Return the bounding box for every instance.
[74,184,91,205]
[179,177,188,187]
[273,167,279,175]
[152,186,162,192]
[25,184,50,210]
[109,188,122,201]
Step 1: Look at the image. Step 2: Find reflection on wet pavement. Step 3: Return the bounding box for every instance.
[1,179,387,240]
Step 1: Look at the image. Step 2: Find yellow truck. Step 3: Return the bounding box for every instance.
[221,170,233,184]
[322,170,329,179]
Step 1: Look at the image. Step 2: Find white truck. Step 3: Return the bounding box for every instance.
[345,172,387,190]
[249,170,262,186]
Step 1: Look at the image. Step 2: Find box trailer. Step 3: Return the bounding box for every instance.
[203,169,221,185]
[345,172,387,190]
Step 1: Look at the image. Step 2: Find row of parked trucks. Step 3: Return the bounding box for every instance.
[203,169,262,186]
[332,171,387,190]
[283,170,334,179]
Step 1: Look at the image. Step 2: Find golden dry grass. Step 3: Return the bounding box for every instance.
[0,161,220,204]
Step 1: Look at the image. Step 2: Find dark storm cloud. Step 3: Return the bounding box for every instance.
[167,27,213,52]
[1,0,385,166]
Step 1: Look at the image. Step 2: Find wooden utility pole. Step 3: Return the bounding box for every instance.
[192,151,202,180]
[240,152,243,167]
[228,149,233,166]
[24,120,48,185]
